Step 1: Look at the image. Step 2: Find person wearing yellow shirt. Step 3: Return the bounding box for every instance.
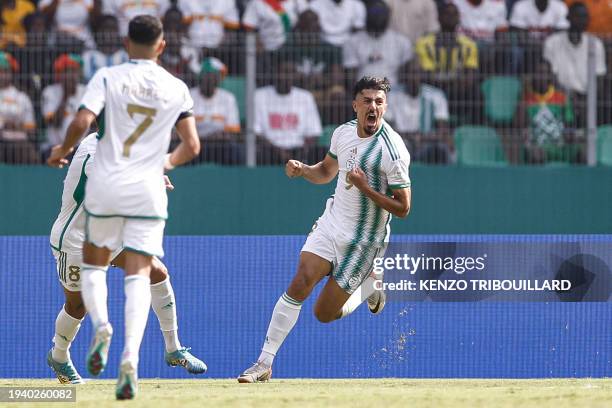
[0,0,36,49]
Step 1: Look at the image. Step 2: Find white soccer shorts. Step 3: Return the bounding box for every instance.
[301,211,386,295]
[52,247,122,292]
[85,214,166,258]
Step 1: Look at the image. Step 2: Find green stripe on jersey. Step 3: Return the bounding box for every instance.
[381,129,399,161]
[57,154,91,251]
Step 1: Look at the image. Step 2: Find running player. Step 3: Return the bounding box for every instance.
[47,133,206,385]
[238,76,411,383]
[47,15,200,399]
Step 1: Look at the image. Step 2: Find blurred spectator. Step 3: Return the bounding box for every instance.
[82,14,128,82]
[189,57,243,165]
[160,7,199,81]
[385,0,439,44]
[0,51,39,164]
[415,2,479,122]
[255,60,322,164]
[242,0,298,51]
[509,0,569,39]
[519,59,582,163]
[103,0,170,37]
[0,0,36,49]
[178,0,240,49]
[15,12,54,96]
[343,0,412,86]
[39,0,99,49]
[543,2,606,95]
[41,53,85,156]
[308,0,366,47]
[386,62,452,164]
[451,0,508,43]
[565,0,612,35]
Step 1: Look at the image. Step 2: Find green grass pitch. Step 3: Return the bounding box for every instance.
[1,378,610,407]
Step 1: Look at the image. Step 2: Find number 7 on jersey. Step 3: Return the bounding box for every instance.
[123,103,157,157]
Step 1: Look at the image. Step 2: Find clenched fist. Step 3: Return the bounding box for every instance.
[286,159,304,178]
[347,167,369,191]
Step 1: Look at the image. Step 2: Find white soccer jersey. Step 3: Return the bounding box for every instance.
[50,133,98,253]
[79,59,193,219]
[325,120,411,245]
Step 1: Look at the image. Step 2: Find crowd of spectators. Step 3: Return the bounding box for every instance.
[0,0,610,165]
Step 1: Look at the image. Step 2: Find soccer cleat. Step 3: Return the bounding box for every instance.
[367,289,386,314]
[86,323,113,376]
[237,361,273,383]
[47,350,85,384]
[115,361,138,400]
[165,347,207,374]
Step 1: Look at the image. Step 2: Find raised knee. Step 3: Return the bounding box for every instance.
[65,300,85,320]
[150,260,169,284]
[313,306,336,324]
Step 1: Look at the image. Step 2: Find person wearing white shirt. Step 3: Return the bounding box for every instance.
[42,54,86,153]
[39,0,98,48]
[543,2,606,95]
[386,62,451,164]
[343,1,412,87]
[82,15,128,81]
[189,58,243,165]
[308,0,366,46]
[451,0,507,43]
[103,0,170,37]
[255,60,323,164]
[510,0,569,39]
[385,0,439,44]
[178,0,240,49]
[242,0,298,51]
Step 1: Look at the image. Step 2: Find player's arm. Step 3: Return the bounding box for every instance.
[286,153,339,185]
[348,168,411,218]
[166,116,201,171]
[47,108,97,168]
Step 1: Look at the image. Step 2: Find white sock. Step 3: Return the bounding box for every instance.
[51,306,83,363]
[339,276,377,319]
[81,264,109,328]
[258,293,302,366]
[150,277,181,353]
[122,275,152,367]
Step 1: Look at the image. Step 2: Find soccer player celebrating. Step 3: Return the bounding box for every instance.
[47,133,207,386]
[238,77,411,383]
[47,15,201,399]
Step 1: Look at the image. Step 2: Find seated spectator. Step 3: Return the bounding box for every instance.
[103,0,170,37]
[543,2,606,124]
[510,0,569,40]
[189,58,243,165]
[0,0,36,49]
[242,0,298,51]
[385,0,439,44]
[451,0,508,43]
[284,10,348,124]
[39,0,99,49]
[565,0,612,35]
[0,52,39,164]
[308,0,366,47]
[41,54,85,157]
[177,0,240,49]
[343,0,412,86]
[415,2,480,122]
[82,14,128,82]
[160,7,199,82]
[386,62,452,164]
[255,60,322,164]
[519,59,582,163]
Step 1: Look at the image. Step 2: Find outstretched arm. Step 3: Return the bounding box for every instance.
[348,168,411,218]
[47,108,97,168]
[285,153,339,184]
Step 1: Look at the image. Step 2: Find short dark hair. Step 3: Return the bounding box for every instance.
[128,15,163,45]
[353,76,391,99]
